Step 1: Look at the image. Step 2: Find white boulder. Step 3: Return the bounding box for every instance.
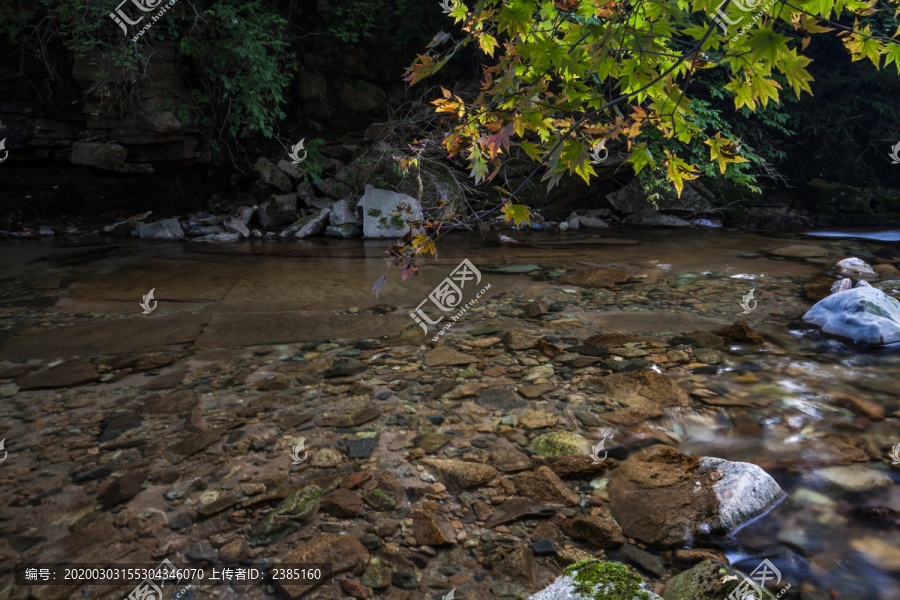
[803,280,900,344]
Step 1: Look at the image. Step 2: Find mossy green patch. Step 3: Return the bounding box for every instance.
[564,559,651,600]
[389,213,406,229]
[361,488,396,511]
[367,208,383,217]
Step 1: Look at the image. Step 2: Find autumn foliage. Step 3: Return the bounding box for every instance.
[406,0,900,199]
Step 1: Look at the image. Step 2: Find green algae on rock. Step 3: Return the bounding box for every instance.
[529,431,591,457]
[564,559,652,600]
[565,560,651,600]
[249,484,323,546]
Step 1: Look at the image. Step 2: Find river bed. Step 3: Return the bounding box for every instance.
[0,227,898,600]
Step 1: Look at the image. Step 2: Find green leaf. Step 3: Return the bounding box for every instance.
[627,145,655,175]
[501,202,532,227]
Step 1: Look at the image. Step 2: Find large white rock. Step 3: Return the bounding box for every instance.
[329,199,361,227]
[529,561,662,600]
[579,215,609,229]
[356,185,422,239]
[702,457,786,534]
[803,280,900,344]
[834,257,877,277]
[138,219,184,241]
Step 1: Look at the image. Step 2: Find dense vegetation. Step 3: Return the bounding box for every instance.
[1,0,898,206]
[407,0,900,202]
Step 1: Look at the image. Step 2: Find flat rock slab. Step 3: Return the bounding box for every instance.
[163,423,242,464]
[581,310,729,334]
[18,360,100,389]
[477,386,526,409]
[276,534,368,599]
[423,346,477,367]
[486,498,562,527]
[0,313,207,360]
[558,267,630,288]
[316,406,381,428]
[139,390,199,416]
[810,465,894,494]
[587,370,691,424]
[421,458,498,490]
[196,311,408,348]
[767,244,829,258]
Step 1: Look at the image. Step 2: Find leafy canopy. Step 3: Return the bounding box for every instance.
[406,0,900,200]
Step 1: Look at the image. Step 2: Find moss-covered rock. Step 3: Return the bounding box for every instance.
[529,559,661,600]
[249,484,322,546]
[528,432,591,457]
[361,488,396,511]
[663,560,776,600]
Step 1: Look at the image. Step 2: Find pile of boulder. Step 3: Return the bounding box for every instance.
[801,257,900,345]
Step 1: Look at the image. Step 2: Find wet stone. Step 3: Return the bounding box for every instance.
[477,386,525,409]
[423,347,477,367]
[99,470,148,509]
[563,515,625,549]
[310,446,343,468]
[19,360,100,390]
[185,542,218,563]
[412,432,453,454]
[604,358,652,373]
[519,410,558,430]
[321,488,363,518]
[344,437,377,459]
[411,510,457,546]
[529,538,557,555]
[163,425,235,464]
[73,466,113,485]
[250,485,323,546]
[140,389,198,415]
[98,412,143,442]
[519,383,555,399]
[317,406,381,428]
[361,488,396,511]
[168,512,193,531]
[322,358,368,378]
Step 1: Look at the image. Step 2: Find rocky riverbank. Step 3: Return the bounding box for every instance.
[1,232,899,600]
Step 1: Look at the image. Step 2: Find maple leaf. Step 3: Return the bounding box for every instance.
[412,234,438,258]
[664,150,699,197]
[705,133,750,174]
[501,201,532,227]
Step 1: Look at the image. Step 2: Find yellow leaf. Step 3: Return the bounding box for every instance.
[501,201,532,227]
